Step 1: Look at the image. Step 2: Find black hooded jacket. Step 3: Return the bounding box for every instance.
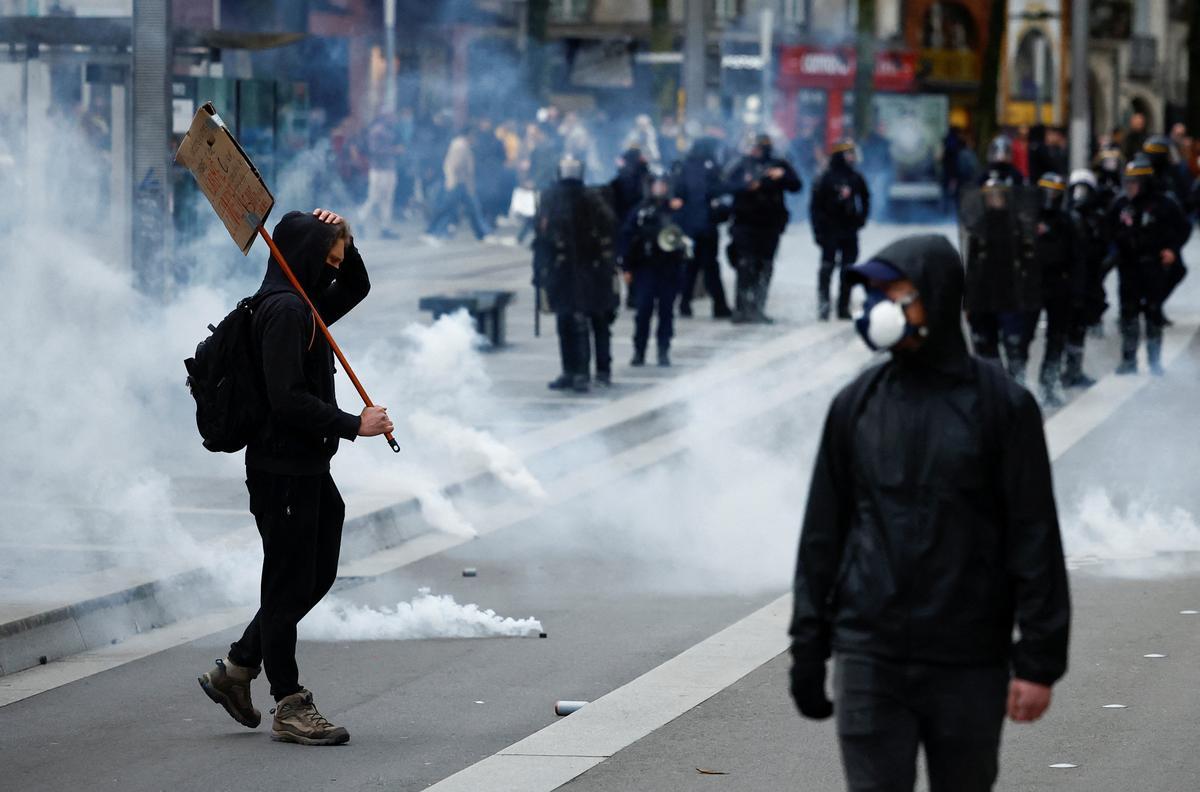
[790,235,1070,685]
[245,211,371,475]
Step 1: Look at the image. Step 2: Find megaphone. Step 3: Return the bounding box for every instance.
[657,223,693,257]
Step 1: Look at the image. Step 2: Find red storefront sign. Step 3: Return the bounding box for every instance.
[777,46,918,93]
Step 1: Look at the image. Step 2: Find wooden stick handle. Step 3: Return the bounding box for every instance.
[257,226,400,453]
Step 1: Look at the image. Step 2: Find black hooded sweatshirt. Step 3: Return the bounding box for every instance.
[245,211,371,476]
[790,235,1070,686]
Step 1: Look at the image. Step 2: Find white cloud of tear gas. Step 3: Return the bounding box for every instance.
[1063,488,1200,577]
[299,586,542,641]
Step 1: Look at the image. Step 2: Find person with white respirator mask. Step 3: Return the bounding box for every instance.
[789,235,1071,792]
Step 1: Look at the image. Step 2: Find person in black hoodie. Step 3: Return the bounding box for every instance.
[198,209,390,747]
[811,138,871,320]
[789,235,1070,792]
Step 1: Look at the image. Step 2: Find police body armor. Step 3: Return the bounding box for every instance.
[959,178,1041,314]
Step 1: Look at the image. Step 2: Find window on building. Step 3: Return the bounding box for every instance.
[1012,29,1054,103]
[922,1,977,50]
[550,0,591,24]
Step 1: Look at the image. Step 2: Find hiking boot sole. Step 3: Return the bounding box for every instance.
[270,728,350,746]
[198,675,260,729]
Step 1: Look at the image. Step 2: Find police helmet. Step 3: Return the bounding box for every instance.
[1123,154,1156,196]
[752,132,774,159]
[830,137,857,165]
[557,154,584,182]
[1142,135,1174,174]
[1037,173,1068,212]
[1095,146,1123,176]
[1068,168,1098,207]
[987,135,1013,165]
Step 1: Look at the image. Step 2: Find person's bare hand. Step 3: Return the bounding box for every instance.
[1007,679,1052,722]
[767,167,786,180]
[669,197,684,210]
[313,208,344,226]
[1161,249,1177,266]
[622,271,633,285]
[358,406,394,437]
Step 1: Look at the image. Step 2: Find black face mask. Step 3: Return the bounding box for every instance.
[316,263,338,294]
[757,145,773,161]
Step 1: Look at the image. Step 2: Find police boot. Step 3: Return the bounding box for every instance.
[657,346,671,367]
[1039,361,1066,408]
[817,288,831,322]
[1142,331,1161,374]
[1061,344,1096,388]
[754,285,775,324]
[1116,318,1139,375]
[817,263,833,321]
[731,287,756,324]
[630,347,646,367]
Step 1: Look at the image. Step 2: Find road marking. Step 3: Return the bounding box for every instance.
[422,596,792,792]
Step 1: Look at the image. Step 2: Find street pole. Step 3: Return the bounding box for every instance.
[1069,0,1090,170]
[131,0,171,294]
[683,0,706,125]
[383,0,397,114]
[760,8,773,130]
[853,0,877,140]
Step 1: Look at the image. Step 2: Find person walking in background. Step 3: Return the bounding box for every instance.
[790,235,1070,792]
[424,126,493,243]
[198,209,392,747]
[359,113,403,239]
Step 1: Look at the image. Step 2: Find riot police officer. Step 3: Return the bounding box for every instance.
[1109,156,1189,376]
[1142,135,1191,316]
[725,133,802,323]
[981,134,1027,187]
[623,170,688,367]
[1093,145,1124,207]
[961,144,1039,384]
[672,137,733,319]
[1064,169,1109,388]
[811,138,871,320]
[534,155,620,391]
[1032,173,1079,407]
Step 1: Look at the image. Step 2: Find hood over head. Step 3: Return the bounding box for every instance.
[865,234,970,374]
[258,211,342,297]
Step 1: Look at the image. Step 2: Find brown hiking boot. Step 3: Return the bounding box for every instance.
[198,657,261,728]
[270,689,350,746]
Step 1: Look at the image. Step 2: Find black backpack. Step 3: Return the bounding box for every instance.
[184,293,275,453]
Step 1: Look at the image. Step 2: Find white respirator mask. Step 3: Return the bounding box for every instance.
[850,283,925,351]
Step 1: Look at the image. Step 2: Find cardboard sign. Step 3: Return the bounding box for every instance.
[174,102,275,254]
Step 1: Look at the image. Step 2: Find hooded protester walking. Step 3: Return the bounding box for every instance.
[197,209,394,747]
[789,235,1071,792]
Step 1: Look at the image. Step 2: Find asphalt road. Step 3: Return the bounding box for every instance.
[2,224,1199,792]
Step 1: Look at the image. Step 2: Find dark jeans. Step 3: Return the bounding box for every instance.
[835,654,1008,792]
[229,470,345,701]
[679,233,731,316]
[634,264,681,353]
[426,184,490,239]
[819,236,860,317]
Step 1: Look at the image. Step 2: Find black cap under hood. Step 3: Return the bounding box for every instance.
[868,234,970,375]
[256,211,341,297]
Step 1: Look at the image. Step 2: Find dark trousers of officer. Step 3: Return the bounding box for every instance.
[679,233,731,317]
[819,236,860,318]
[229,470,345,701]
[1117,259,1169,363]
[968,311,1035,364]
[634,264,680,354]
[1038,295,1072,383]
[556,311,612,379]
[835,654,1008,792]
[730,231,781,321]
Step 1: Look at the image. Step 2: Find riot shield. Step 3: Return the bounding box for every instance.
[959,183,1040,313]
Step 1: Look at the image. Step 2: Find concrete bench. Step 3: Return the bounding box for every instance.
[418,290,517,347]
